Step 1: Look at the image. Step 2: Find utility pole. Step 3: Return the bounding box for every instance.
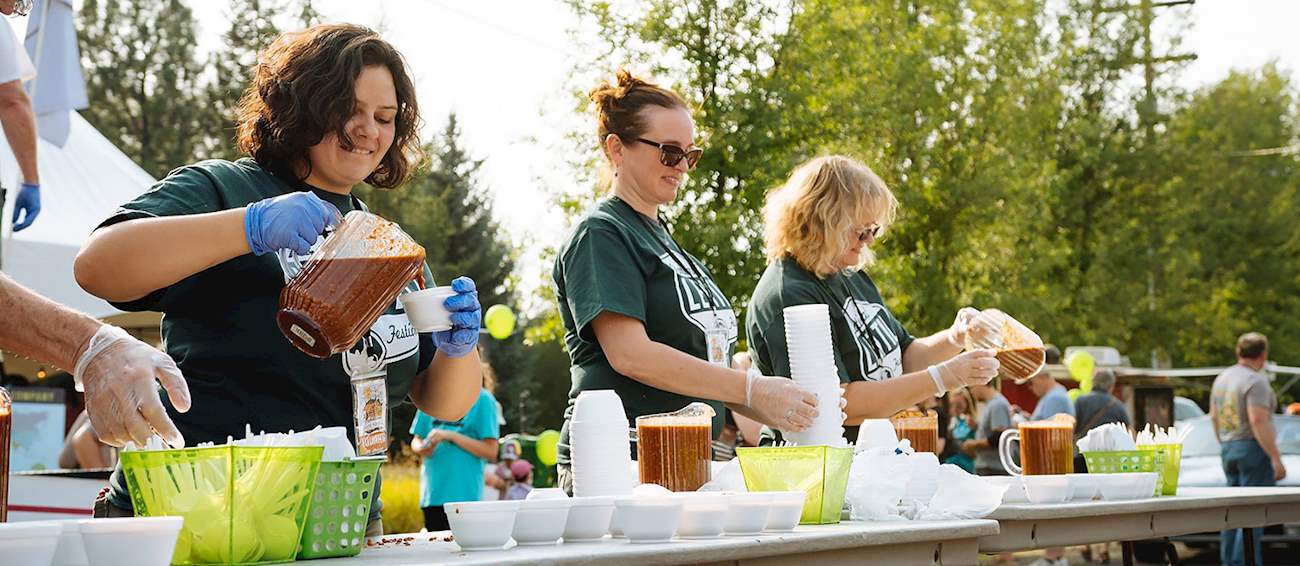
[1098,0,1197,368]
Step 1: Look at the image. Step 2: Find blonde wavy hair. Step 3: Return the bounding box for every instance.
[762,155,898,277]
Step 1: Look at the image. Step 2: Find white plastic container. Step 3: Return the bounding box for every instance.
[764,491,807,532]
[444,500,520,551]
[562,496,615,542]
[982,476,1029,504]
[0,521,61,566]
[78,516,183,566]
[1021,475,1073,504]
[512,497,573,546]
[1095,472,1158,500]
[674,493,730,539]
[724,492,774,535]
[612,496,683,543]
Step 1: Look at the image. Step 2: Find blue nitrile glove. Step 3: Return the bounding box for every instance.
[244,191,340,256]
[11,182,40,232]
[434,276,481,358]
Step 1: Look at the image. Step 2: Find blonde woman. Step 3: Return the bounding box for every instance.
[745,155,999,443]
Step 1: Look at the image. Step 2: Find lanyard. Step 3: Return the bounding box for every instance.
[617,198,727,319]
[814,272,889,369]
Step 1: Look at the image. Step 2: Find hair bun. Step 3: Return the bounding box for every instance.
[588,68,651,108]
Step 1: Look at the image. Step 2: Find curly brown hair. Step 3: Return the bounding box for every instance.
[235,24,422,188]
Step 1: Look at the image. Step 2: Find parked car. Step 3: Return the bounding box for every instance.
[1173,395,1206,422]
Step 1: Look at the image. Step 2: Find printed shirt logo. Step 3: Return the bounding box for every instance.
[278,244,419,379]
[656,252,739,343]
[841,297,903,381]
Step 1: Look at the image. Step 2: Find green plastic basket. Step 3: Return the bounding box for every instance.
[1138,444,1182,495]
[1083,449,1166,496]
[298,458,383,559]
[122,445,323,565]
[736,445,853,524]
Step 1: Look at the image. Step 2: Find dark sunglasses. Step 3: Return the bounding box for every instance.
[855,223,883,242]
[631,137,703,170]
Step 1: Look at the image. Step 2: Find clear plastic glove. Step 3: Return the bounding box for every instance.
[745,370,818,431]
[928,349,1000,394]
[434,276,481,358]
[946,307,980,348]
[11,182,40,232]
[73,325,191,448]
[243,191,341,256]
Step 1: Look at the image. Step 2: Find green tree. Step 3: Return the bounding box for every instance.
[205,0,291,160]
[77,0,216,178]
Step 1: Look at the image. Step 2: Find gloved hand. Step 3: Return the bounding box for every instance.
[73,325,191,448]
[946,307,980,348]
[11,182,40,232]
[434,276,481,358]
[244,191,340,256]
[928,349,1000,395]
[744,369,819,432]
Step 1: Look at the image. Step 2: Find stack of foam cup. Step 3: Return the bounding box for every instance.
[782,304,846,447]
[570,390,636,497]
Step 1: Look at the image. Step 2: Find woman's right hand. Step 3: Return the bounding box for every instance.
[75,326,190,448]
[747,374,819,432]
[930,349,1000,393]
[244,192,341,256]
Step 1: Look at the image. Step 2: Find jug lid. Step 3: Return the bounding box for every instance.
[635,402,715,425]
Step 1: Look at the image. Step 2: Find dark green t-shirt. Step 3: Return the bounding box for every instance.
[552,197,737,465]
[746,257,914,442]
[102,159,435,518]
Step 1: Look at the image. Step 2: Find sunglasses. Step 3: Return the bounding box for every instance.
[632,137,703,170]
[855,223,883,242]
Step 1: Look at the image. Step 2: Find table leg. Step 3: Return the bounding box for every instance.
[1122,540,1134,566]
[1243,527,1257,566]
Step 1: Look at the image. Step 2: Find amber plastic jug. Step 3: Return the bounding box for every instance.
[636,402,715,492]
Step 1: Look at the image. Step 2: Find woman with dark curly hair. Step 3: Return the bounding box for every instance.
[74,24,484,535]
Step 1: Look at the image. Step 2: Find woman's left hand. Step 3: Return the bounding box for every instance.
[434,276,481,358]
[947,307,980,348]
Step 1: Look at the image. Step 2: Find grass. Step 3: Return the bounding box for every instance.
[378,447,424,535]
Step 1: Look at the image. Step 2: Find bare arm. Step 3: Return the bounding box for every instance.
[442,432,499,462]
[592,312,747,404]
[0,273,99,370]
[408,349,483,422]
[732,411,763,447]
[901,331,962,374]
[842,368,939,424]
[0,79,38,184]
[71,424,110,469]
[75,211,251,302]
[1248,405,1282,464]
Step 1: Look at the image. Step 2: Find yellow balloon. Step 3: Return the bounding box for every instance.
[485,304,516,340]
[1068,388,1082,402]
[536,429,560,467]
[1066,351,1095,392]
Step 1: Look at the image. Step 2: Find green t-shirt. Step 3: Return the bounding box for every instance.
[102,159,436,519]
[552,197,737,465]
[745,257,914,442]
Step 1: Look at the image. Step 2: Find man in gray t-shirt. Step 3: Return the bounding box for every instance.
[964,380,1012,475]
[1211,332,1286,566]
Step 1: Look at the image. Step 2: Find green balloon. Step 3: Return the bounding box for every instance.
[485,304,516,340]
[535,429,560,467]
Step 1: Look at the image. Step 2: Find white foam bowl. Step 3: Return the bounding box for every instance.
[1096,472,1158,500]
[765,491,808,532]
[562,496,615,542]
[675,493,731,539]
[613,496,683,543]
[512,498,572,546]
[1022,475,1073,504]
[400,285,456,332]
[1067,474,1101,501]
[982,476,1029,504]
[724,492,774,535]
[48,520,88,566]
[0,521,61,566]
[78,516,183,566]
[444,500,520,551]
[527,488,570,501]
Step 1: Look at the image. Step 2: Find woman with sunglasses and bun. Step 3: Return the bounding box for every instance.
[552,70,823,490]
[746,155,1000,445]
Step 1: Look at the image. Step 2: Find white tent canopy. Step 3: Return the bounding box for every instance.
[1,111,154,319]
